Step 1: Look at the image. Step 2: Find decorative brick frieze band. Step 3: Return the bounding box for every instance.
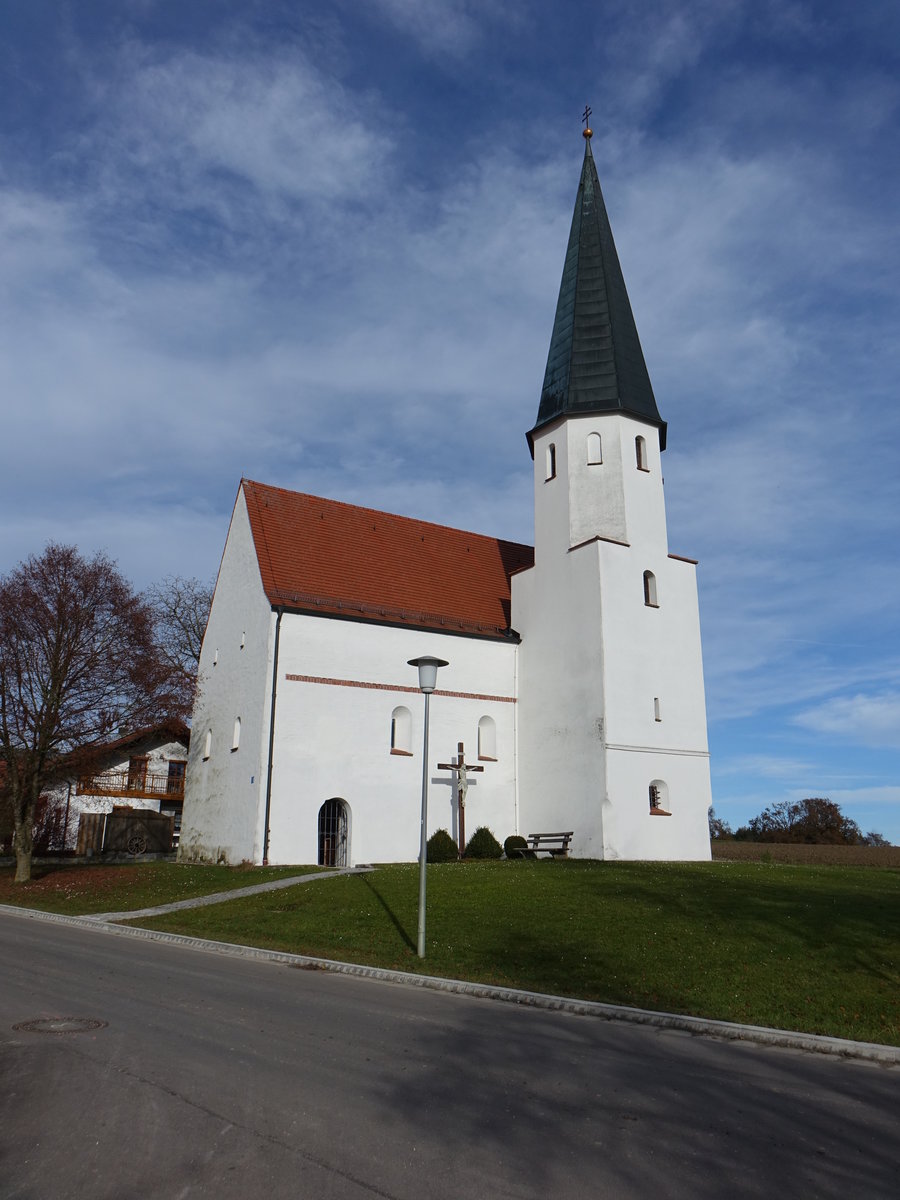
[285,673,516,703]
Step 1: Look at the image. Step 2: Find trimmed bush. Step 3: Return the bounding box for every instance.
[464,826,502,860]
[504,835,528,860]
[427,828,460,863]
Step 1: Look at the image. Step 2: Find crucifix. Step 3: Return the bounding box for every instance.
[436,741,484,854]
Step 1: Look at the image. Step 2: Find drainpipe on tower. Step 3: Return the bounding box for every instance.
[262,606,284,866]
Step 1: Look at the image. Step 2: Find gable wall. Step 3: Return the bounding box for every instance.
[180,488,274,864]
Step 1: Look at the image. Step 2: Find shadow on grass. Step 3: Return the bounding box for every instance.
[361,873,415,952]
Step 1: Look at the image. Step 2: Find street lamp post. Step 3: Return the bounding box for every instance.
[408,655,448,958]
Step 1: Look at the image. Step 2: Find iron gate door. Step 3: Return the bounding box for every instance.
[318,798,348,867]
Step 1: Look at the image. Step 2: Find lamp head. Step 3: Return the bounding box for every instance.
[407,655,449,694]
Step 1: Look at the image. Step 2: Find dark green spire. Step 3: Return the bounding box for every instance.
[528,136,666,453]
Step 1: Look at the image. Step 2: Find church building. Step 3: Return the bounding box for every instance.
[179,128,713,866]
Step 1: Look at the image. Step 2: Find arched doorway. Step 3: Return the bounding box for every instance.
[318,798,350,867]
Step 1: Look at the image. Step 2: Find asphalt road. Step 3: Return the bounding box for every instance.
[0,913,897,1199]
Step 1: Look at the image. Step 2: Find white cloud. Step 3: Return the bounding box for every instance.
[794,693,900,749]
[2,5,899,809]
[714,754,818,781]
[363,0,513,57]
[824,785,900,808]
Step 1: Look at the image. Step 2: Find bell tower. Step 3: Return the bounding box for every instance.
[511,121,712,860]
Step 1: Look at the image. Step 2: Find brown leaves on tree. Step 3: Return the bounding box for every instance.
[0,544,191,881]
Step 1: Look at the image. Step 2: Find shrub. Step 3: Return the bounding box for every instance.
[504,835,528,859]
[464,826,502,860]
[426,829,459,863]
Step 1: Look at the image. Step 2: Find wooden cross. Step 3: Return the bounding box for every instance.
[436,741,484,854]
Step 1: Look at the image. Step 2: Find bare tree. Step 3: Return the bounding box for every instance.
[862,830,891,847]
[0,544,188,882]
[145,575,214,679]
[707,806,733,840]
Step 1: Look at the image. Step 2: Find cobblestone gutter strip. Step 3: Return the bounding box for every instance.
[2,903,897,1066]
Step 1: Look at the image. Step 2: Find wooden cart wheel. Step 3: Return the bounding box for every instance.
[127,833,148,856]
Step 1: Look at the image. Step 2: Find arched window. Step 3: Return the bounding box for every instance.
[649,780,671,815]
[545,443,557,480]
[203,729,212,760]
[643,570,658,607]
[390,705,413,755]
[231,717,241,752]
[587,432,603,465]
[477,715,497,761]
[635,435,648,471]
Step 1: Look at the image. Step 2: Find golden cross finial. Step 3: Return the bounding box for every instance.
[582,104,593,139]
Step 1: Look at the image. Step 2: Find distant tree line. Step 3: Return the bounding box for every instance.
[708,800,890,846]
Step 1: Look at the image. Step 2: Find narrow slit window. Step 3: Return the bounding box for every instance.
[635,435,648,471]
[653,697,661,722]
[203,729,212,760]
[643,570,658,607]
[587,432,603,464]
[545,442,557,480]
[232,717,241,752]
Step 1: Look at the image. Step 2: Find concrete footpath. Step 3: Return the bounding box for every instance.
[83,866,373,921]
[2,869,897,1067]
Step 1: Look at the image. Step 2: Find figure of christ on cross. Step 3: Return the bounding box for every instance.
[436,741,484,854]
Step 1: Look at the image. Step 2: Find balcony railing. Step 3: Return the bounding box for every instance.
[77,772,185,802]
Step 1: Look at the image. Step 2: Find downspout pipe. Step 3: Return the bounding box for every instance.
[262,606,284,865]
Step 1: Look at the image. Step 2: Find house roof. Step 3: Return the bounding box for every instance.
[530,134,666,452]
[241,480,534,639]
[82,720,191,760]
[0,721,190,795]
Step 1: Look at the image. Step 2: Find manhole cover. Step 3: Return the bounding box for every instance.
[13,1017,108,1035]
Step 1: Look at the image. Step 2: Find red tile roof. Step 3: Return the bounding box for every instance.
[241,480,534,639]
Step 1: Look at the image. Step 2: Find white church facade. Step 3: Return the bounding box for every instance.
[180,130,712,867]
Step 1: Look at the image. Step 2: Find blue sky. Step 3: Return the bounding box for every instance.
[2,1,898,841]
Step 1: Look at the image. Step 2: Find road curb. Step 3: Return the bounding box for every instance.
[2,902,897,1065]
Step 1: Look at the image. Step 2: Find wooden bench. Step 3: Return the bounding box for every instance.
[515,832,574,859]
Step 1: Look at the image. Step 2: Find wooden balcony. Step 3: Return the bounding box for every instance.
[77,771,185,803]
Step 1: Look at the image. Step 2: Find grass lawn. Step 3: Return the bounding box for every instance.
[0,861,320,915]
[123,859,900,1046]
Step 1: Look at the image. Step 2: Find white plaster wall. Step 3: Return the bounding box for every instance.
[179,488,273,864]
[514,414,711,861]
[537,414,669,553]
[593,473,712,860]
[512,546,608,859]
[602,749,712,860]
[597,546,708,752]
[266,616,518,865]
